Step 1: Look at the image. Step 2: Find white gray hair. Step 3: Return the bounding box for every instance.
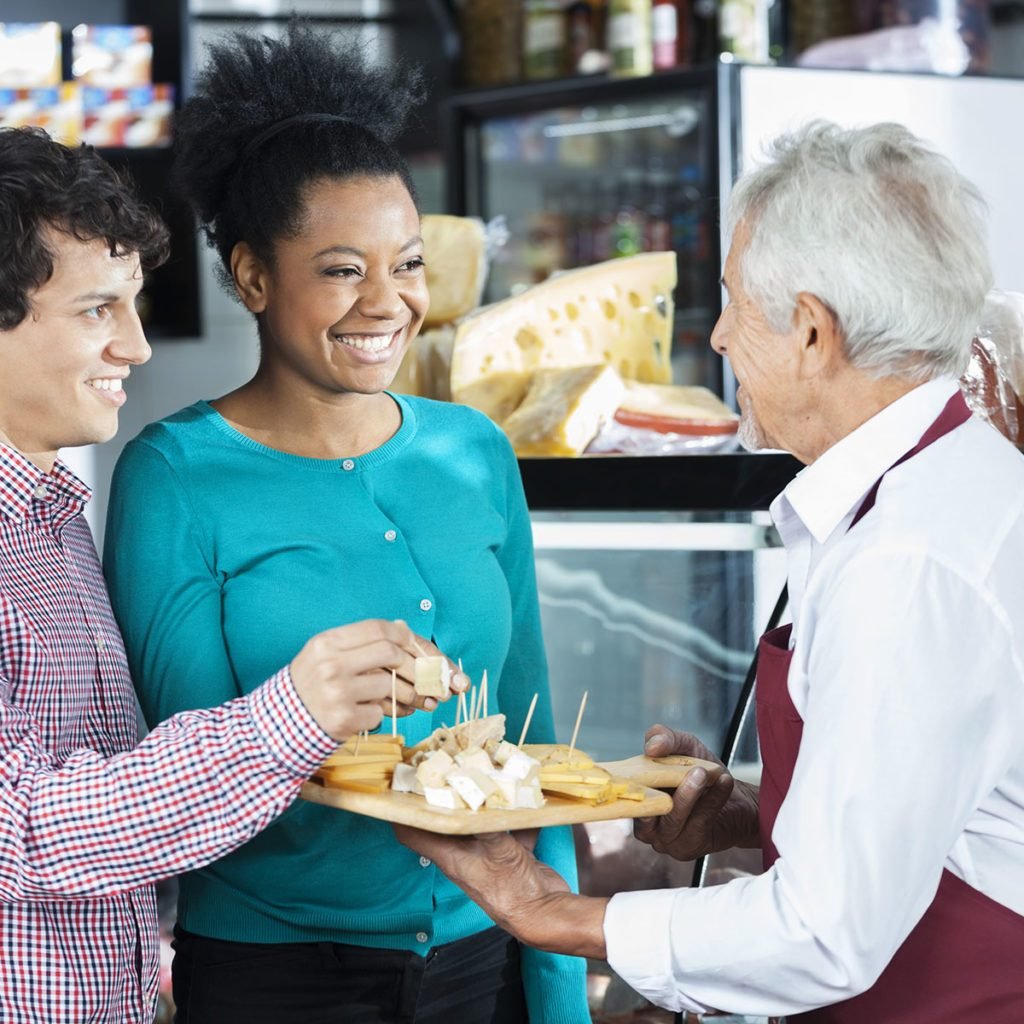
[726,121,992,381]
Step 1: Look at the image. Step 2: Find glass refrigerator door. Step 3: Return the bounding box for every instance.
[531,508,788,1023]
[455,73,721,391]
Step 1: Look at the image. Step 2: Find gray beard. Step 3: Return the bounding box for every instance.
[736,409,767,452]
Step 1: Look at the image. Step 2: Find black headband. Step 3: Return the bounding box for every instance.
[240,112,353,163]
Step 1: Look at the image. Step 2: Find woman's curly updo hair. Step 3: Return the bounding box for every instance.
[172,21,426,293]
[0,126,169,330]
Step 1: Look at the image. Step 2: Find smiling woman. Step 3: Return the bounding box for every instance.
[103,19,588,1024]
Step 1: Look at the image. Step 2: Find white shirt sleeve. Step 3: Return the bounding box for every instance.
[604,545,1024,1017]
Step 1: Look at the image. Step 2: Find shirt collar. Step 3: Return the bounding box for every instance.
[771,377,961,545]
[0,444,92,523]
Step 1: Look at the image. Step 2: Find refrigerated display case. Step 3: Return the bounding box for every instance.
[444,67,727,393]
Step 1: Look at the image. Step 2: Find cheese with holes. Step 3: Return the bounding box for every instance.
[450,252,675,422]
[421,214,488,328]
[502,363,626,457]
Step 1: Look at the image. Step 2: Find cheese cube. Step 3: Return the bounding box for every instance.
[492,773,520,806]
[513,782,545,809]
[391,763,420,794]
[423,785,467,810]
[454,747,495,775]
[448,767,497,812]
[502,363,626,457]
[415,749,454,789]
[492,740,519,767]
[414,656,452,699]
[501,748,541,783]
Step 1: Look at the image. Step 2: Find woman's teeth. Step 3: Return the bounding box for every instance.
[335,331,398,352]
[87,378,123,391]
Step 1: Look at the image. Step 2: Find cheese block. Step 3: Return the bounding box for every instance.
[450,252,676,422]
[502,363,626,457]
[421,214,488,328]
[614,381,739,436]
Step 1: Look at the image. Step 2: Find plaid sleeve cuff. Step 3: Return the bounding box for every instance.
[247,666,339,777]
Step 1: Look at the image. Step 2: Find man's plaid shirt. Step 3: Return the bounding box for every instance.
[0,444,336,1022]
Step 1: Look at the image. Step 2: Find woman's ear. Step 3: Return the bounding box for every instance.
[231,242,268,314]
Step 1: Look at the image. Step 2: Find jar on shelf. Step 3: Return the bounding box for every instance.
[608,0,654,77]
[523,0,568,80]
[460,0,522,88]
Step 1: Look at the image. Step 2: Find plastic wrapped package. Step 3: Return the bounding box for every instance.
[961,290,1024,447]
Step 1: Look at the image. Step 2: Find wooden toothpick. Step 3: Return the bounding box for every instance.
[354,731,362,757]
[480,669,488,719]
[391,669,397,737]
[517,693,539,748]
[457,688,468,727]
[567,690,589,763]
[410,637,429,658]
[469,685,478,722]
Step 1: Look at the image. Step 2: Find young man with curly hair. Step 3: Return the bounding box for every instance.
[0,126,461,1024]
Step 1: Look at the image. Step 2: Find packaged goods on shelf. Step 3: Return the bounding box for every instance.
[72,24,153,87]
[0,84,81,144]
[0,22,61,88]
[82,84,173,147]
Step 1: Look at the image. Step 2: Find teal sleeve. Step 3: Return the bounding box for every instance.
[104,439,244,725]
[491,431,590,1024]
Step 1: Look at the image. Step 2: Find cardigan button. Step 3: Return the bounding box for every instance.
[384,529,397,542]
[419,599,432,612]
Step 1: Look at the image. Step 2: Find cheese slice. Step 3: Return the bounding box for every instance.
[450,252,676,421]
[414,656,451,699]
[502,363,626,457]
[615,381,739,435]
[421,215,488,328]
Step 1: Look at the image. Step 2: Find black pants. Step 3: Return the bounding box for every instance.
[171,924,529,1024]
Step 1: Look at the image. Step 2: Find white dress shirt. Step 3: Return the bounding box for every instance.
[605,377,1024,1017]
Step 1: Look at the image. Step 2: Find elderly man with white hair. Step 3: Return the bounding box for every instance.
[396,121,1024,1023]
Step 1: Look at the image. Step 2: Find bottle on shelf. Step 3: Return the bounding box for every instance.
[607,0,654,77]
[690,0,719,62]
[565,0,610,75]
[459,0,523,88]
[652,0,693,69]
[719,0,772,62]
[523,0,567,80]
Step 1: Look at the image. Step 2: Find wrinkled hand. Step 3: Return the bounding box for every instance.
[633,725,761,860]
[393,826,608,958]
[290,619,468,742]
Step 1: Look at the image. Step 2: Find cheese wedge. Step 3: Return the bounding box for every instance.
[502,363,626,457]
[421,215,488,328]
[450,252,676,421]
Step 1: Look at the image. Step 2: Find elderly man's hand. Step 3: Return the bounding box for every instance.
[633,725,761,860]
[393,826,609,958]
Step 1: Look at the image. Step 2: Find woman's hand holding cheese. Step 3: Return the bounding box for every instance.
[290,620,468,742]
[633,725,761,860]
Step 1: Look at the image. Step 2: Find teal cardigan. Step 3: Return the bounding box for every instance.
[104,394,588,1023]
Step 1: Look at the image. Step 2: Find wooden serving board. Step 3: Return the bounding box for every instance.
[300,754,722,835]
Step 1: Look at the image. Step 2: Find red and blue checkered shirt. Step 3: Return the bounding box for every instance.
[0,444,338,1022]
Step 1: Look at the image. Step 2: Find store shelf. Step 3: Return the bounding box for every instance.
[519,451,801,512]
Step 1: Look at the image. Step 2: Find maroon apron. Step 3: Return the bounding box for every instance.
[755,391,1024,1023]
